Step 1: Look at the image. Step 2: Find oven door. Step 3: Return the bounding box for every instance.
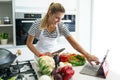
[16,19,38,45]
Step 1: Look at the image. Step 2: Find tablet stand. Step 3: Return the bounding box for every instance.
[97,60,109,78]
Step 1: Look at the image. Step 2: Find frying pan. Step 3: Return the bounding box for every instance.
[0,48,19,69]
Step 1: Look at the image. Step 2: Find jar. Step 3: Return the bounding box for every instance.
[3,16,10,24]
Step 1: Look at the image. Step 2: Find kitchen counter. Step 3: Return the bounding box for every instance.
[31,62,120,80]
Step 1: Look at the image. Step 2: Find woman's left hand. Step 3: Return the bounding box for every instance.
[86,54,100,65]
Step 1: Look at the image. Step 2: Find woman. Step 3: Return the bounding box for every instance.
[26,2,99,65]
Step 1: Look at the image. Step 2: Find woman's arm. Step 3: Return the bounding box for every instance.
[26,35,42,57]
[66,35,100,65]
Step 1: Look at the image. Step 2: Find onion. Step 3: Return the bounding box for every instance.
[51,67,60,76]
[54,73,63,80]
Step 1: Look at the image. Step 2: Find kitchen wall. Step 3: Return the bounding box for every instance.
[61,0,92,53]
[91,0,120,75]
[76,0,92,53]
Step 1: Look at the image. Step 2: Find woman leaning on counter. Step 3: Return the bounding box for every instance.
[26,2,100,65]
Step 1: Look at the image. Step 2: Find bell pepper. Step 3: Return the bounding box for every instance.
[68,54,86,66]
[60,54,68,62]
[59,66,74,80]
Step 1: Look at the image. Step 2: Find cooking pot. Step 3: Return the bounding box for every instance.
[0,48,21,69]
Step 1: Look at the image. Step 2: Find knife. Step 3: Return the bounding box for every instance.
[52,48,65,55]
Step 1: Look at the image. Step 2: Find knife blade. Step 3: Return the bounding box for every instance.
[52,48,65,55]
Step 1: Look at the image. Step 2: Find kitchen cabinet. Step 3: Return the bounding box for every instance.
[14,0,77,14]
[14,0,50,13]
[0,0,14,47]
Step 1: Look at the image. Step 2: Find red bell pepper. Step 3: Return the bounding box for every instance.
[59,66,74,80]
[60,54,68,62]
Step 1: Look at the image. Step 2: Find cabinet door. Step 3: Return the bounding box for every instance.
[15,0,50,13]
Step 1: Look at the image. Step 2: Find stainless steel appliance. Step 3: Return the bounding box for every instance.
[15,13,42,45]
[3,16,10,24]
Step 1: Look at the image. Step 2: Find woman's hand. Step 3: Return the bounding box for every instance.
[43,52,53,57]
[86,54,100,65]
[38,52,53,57]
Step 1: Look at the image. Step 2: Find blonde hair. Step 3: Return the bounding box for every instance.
[40,2,65,30]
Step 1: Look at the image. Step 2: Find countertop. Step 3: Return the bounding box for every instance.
[31,62,120,80]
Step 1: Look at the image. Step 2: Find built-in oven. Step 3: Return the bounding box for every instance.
[15,13,42,45]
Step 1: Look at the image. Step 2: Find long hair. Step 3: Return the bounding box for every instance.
[40,2,65,30]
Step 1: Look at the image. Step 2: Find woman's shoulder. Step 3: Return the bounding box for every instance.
[31,18,41,29]
[58,22,71,37]
[58,22,69,30]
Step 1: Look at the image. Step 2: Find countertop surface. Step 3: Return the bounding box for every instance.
[72,66,120,80]
[31,61,120,80]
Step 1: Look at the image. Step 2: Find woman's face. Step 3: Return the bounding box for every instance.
[48,12,64,26]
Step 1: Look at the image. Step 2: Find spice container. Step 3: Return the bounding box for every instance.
[3,16,10,24]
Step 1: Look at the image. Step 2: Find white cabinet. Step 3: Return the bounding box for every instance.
[0,0,14,47]
[14,0,50,13]
[14,0,77,14]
